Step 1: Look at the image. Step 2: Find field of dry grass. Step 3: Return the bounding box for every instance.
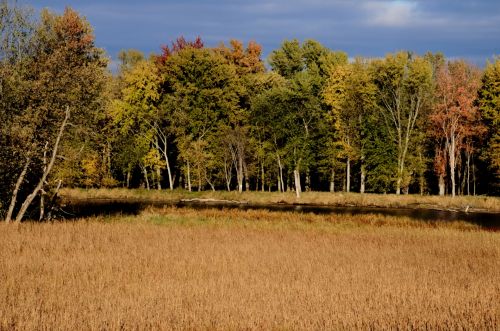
[61,188,500,212]
[1,207,499,330]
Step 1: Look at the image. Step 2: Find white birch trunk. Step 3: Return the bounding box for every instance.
[330,168,335,193]
[293,169,301,198]
[186,161,192,192]
[438,174,445,196]
[156,166,162,190]
[277,154,284,193]
[141,166,150,191]
[449,135,456,197]
[261,161,265,192]
[360,162,366,194]
[5,157,30,223]
[14,106,70,223]
[346,157,351,193]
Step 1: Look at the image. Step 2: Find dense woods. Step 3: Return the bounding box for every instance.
[1,3,499,221]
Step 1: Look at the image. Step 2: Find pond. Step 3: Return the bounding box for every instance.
[60,198,500,231]
[60,199,500,231]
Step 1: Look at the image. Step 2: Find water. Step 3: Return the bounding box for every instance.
[61,199,500,230]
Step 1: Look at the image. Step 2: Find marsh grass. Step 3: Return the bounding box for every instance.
[61,188,500,212]
[1,208,499,330]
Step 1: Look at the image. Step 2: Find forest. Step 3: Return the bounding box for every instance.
[1,3,499,222]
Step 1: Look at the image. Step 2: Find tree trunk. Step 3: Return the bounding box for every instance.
[142,166,150,191]
[198,166,202,192]
[151,169,156,189]
[419,176,424,196]
[261,161,265,192]
[305,170,311,192]
[449,136,456,197]
[165,156,173,190]
[206,173,215,192]
[46,179,62,221]
[277,154,284,193]
[186,161,192,192]
[418,151,424,195]
[14,106,70,223]
[466,151,471,196]
[472,157,476,196]
[244,160,250,192]
[438,174,445,196]
[107,141,112,178]
[237,153,243,193]
[330,168,335,193]
[155,125,174,190]
[156,167,162,190]
[346,157,351,193]
[5,157,30,223]
[224,158,231,192]
[126,169,131,188]
[293,169,301,198]
[39,142,48,221]
[39,190,45,221]
[360,162,366,194]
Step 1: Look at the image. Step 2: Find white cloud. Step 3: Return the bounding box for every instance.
[362,0,457,28]
[364,1,419,27]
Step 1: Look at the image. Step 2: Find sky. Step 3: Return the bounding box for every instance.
[32,0,500,67]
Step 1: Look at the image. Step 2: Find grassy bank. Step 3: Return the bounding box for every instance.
[62,187,500,212]
[1,208,499,329]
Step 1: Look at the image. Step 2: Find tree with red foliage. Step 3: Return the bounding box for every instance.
[156,36,204,65]
[430,60,485,197]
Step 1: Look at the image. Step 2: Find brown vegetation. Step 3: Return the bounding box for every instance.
[1,208,499,330]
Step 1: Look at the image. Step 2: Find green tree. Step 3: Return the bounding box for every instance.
[478,58,500,192]
[161,47,239,191]
[371,52,433,194]
[266,39,347,197]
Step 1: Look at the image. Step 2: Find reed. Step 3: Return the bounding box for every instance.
[1,208,498,330]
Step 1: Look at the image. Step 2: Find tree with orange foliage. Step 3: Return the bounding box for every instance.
[3,6,107,222]
[430,61,485,197]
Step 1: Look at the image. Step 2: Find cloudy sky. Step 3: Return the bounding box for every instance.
[33,0,500,66]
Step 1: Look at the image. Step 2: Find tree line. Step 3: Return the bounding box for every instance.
[1,3,499,221]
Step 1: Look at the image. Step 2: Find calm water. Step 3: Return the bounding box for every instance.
[61,198,500,230]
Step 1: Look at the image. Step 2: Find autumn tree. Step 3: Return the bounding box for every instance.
[214,40,266,192]
[156,35,203,66]
[431,60,484,197]
[3,6,108,222]
[324,59,377,193]
[111,59,165,190]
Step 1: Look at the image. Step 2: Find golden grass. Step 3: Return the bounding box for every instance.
[1,208,499,330]
[61,188,500,213]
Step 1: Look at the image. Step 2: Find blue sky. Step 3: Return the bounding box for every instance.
[32,0,500,67]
